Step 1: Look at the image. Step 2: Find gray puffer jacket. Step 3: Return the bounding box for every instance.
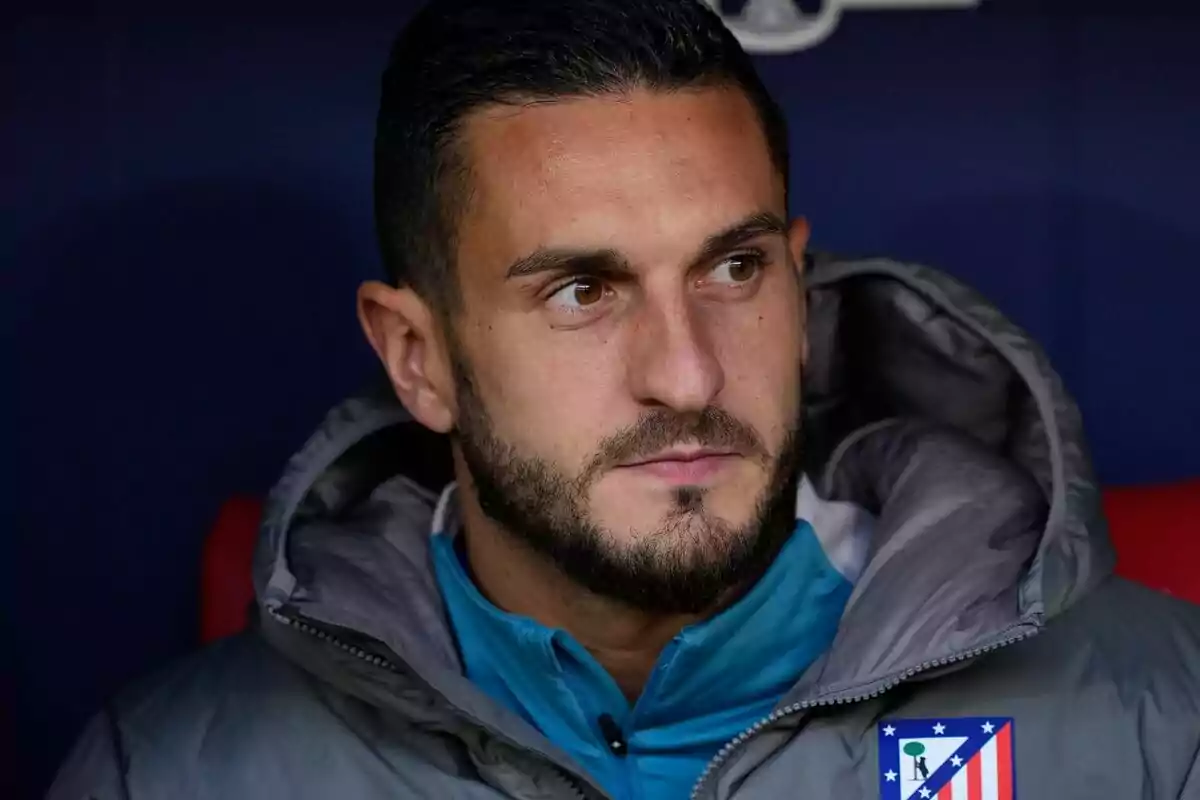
[49,257,1200,800]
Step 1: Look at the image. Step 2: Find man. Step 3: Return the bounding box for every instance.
[50,0,1200,798]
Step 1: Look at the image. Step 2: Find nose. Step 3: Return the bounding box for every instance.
[625,289,725,413]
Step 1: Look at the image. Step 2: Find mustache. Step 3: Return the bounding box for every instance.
[580,407,767,483]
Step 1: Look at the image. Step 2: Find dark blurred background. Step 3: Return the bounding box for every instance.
[5,1,1199,797]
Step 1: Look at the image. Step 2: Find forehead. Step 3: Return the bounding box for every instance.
[455,87,784,269]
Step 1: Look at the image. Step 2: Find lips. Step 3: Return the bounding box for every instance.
[617,448,740,484]
[622,448,737,467]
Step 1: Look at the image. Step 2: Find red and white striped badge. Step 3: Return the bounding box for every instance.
[879,717,1015,800]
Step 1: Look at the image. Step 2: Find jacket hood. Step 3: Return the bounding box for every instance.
[252,255,1113,731]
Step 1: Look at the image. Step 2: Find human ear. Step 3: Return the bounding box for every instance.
[787,217,811,364]
[357,281,456,433]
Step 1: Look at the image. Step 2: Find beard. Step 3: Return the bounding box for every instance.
[451,356,803,616]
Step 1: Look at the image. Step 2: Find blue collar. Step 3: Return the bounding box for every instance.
[431,480,868,800]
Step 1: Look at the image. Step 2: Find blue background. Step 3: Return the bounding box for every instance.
[6,2,1198,796]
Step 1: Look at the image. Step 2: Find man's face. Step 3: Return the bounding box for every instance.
[447,87,808,613]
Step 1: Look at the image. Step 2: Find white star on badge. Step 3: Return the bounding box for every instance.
[919,788,932,799]
[982,721,996,734]
[932,723,946,735]
[951,755,964,767]
[883,725,896,736]
[885,770,898,782]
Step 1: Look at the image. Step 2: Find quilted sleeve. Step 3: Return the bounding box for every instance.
[45,708,130,800]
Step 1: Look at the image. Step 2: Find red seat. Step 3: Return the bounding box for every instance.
[1103,479,1200,604]
[199,482,1200,642]
[200,495,264,643]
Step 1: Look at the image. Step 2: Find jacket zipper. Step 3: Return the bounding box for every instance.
[267,607,593,800]
[686,626,1039,800]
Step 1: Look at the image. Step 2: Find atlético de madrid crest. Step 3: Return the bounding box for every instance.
[878,717,1015,800]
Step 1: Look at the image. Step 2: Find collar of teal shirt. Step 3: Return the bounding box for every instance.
[429,478,873,797]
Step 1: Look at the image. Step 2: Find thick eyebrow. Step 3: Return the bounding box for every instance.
[504,248,631,281]
[688,211,788,268]
[503,210,788,281]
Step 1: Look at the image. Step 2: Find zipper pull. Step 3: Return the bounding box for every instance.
[597,713,628,757]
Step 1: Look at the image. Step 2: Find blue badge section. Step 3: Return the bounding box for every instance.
[878,717,1016,800]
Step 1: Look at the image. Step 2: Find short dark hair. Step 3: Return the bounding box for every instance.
[374,0,789,311]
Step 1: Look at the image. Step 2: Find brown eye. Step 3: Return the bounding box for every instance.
[572,279,605,306]
[547,277,611,312]
[709,253,763,285]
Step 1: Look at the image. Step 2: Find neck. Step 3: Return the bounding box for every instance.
[454,480,703,702]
